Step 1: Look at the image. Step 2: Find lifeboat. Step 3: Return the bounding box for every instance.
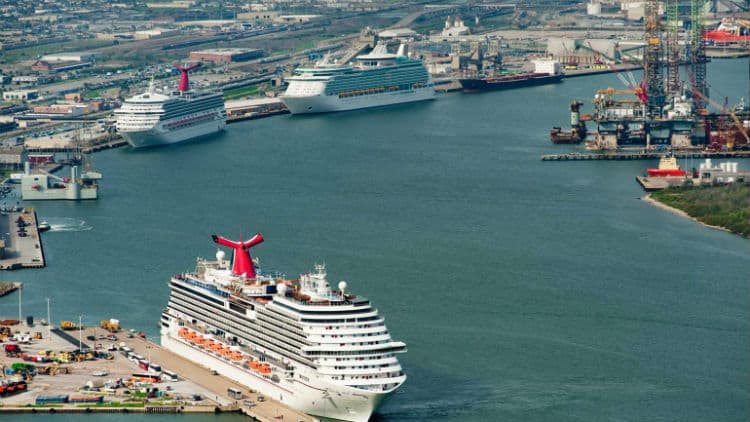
[250,361,260,370]
[230,351,243,361]
[258,364,272,374]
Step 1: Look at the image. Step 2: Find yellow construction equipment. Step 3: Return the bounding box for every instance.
[60,321,77,330]
[100,319,120,332]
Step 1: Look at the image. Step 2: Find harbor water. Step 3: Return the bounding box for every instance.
[4,59,749,422]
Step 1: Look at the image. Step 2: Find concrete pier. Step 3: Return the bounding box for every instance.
[0,208,45,270]
[542,150,750,161]
[115,330,317,422]
[0,322,318,421]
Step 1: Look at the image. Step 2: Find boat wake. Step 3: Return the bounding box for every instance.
[44,218,93,233]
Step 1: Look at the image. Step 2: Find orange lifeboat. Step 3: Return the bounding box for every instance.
[231,351,243,361]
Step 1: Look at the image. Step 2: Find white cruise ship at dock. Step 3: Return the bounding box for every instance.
[160,233,407,422]
[115,64,226,148]
[281,43,434,114]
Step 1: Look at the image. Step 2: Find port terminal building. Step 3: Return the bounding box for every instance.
[188,48,264,63]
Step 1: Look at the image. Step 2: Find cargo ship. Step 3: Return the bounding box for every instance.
[160,233,407,422]
[115,64,226,148]
[281,43,434,114]
[460,59,563,93]
[704,17,750,42]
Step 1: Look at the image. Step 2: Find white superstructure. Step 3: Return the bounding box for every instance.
[160,234,406,422]
[115,85,226,148]
[281,43,434,114]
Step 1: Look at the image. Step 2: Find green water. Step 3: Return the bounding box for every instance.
[3,59,749,422]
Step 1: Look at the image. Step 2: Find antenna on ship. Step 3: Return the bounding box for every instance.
[211,233,264,279]
[173,62,201,94]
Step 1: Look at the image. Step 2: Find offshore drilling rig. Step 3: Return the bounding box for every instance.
[562,0,750,151]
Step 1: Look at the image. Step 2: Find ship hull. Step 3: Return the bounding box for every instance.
[120,117,226,148]
[161,328,391,422]
[281,87,434,115]
[459,73,563,93]
[647,169,686,177]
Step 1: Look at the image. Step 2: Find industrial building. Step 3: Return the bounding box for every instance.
[188,48,264,63]
[2,90,38,101]
[40,52,100,63]
[552,0,749,152]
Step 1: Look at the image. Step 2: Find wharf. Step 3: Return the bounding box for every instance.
[88,326,317,422]
[0,208,45,270]
[0,322,318,421]
[225,98,290,123]
[541,150,750,161]
[635,175,688,191]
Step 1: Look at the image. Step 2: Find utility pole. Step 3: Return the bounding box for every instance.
[46,297,51,339]
[78,314,83,351]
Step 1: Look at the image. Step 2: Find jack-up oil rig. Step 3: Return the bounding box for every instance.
[551,0,750,151]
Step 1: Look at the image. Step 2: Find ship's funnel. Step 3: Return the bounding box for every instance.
[212,233,264,279]
[173,63,201,93]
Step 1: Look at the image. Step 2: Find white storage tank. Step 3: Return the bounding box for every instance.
[587,1,602,15]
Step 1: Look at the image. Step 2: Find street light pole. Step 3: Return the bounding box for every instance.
[18,283,22,322]
[46,298,51,339]
[78,314,83,351]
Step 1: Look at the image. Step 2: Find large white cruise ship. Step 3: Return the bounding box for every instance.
[281,43,434,114]
[115,64,226,148]
[160,233,407,422]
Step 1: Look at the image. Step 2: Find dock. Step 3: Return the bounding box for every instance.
[635,175,688,191]
[0,208,45,270]
[0,320,317,421]
[541,150,750,161]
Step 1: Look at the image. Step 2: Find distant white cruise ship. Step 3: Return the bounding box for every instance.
[160,233,407,422]
[281,43,434,114]
[115,64,226,148]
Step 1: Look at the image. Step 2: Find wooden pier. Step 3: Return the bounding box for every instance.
[542,150,750,161]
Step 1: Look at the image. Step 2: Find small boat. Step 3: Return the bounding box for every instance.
[647,155,687,177]
[38,221,51,232]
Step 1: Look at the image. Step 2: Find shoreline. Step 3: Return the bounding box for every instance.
[640,194,733,235]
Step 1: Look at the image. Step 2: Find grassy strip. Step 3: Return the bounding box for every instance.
[76,402,145,408]
[26,404,65,407]
[651,184,750,238]
[224,84,271,101]
[1,39,114,63]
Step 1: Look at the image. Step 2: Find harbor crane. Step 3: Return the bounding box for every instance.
[694,90,750,150]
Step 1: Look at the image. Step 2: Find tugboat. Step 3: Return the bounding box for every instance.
[647,154,687,177]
